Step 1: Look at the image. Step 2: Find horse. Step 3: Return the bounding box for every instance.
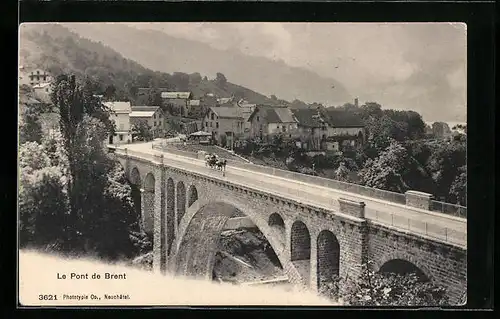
[205,154,219,169]
[216,159,227,172]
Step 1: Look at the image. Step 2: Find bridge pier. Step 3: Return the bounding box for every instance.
[153,166,167,274]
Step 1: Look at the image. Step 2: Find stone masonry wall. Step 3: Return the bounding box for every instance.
[367,223,467,305]
[123,155,466,304]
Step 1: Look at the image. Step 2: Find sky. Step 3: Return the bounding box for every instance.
[129,23,467,122]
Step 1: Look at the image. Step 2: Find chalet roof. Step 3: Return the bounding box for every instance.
[33,82,51,89]
[104,101,132,113]
[161,92,192,99]
[321,109,365,128]
[130,111,156,118]
[247,105,295,123]
[131,105,161,112]
[291,109,323,127]
[209,106,244,119]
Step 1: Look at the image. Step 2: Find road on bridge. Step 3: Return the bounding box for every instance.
[121,142,467,248]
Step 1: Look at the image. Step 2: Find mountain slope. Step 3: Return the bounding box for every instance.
[66,24,352,106]
[19,24,278,105]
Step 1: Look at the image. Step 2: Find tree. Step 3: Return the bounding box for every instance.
[104,84,116,101]
[426,140,466,201]
[172,72,190,91]
[358,139,411,193]
[131,121,153,142]
[360,102,383,120]
[321,262,449,306]
[18,141,69,250]
[449,165,466,206]
[215,72,228,88]
[189,72,202,85]
[19,104,44,144]
[334,162,350,182]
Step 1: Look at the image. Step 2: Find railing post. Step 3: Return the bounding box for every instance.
[425,222,428,235]
[445,228,448,242]
[404,190,434,210]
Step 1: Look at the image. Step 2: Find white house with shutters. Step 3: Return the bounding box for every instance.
[104,101,132,145]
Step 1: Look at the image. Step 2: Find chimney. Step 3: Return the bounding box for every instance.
[354,98,359,108]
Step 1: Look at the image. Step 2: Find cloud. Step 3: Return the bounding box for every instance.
[127,22,466,122]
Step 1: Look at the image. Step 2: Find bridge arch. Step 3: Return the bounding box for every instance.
[187,185,198,208]
[268,213,285,239]
[130,167,141,185]
[170,198,304,286]
[317,230,341,292]
[176,181,186,225]
[290,220,311,262]
[166,178,176,255]
[374,252,433,282]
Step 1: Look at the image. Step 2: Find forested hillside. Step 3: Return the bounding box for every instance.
[19,24,280,105]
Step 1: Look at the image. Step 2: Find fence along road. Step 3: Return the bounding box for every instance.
[116,142,467,248]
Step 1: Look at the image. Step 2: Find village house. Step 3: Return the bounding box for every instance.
[104,101,132,145]
[291,108,365,153]
[203,107,245,148]
[321,109,365,149]
[161,91,193,117]
[247,105,298,140]
[290,108,325,151]
[130,106,165,139]
[27,68,52,86]
[32,82,52,104]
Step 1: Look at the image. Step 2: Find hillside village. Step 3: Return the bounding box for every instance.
[19,65,459,156]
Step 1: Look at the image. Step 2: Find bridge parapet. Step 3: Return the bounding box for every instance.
[339,198,366,219]
[405,191,434,210]
[115,146,466,248]
[148,143,467,218]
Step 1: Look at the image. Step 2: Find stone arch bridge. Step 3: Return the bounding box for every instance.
[113,145,467,305]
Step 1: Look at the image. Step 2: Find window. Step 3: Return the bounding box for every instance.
[154,121,157,127]
[210,122,212,127]
[45,88,49,92]
[206,122,208,127]
[159,113,162,118]
[257,116,260,122]
[154,114,156,119]
[119,134,124,141]
[216,122,219,128]
[282,125,286,132]
[211,113,215,120]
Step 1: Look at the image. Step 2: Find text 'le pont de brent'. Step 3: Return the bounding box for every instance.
[57,272,127,280]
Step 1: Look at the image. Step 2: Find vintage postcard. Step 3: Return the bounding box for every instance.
[18,22,467,307]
